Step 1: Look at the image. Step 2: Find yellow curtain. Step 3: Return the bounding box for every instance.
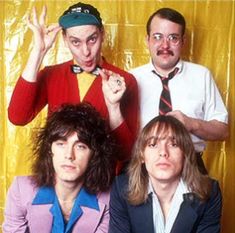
[1,1,234,232]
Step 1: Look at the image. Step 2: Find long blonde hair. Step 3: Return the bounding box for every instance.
[127,115,212,205]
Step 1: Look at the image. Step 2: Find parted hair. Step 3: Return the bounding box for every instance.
[127,115,212,205]
[146,7,186,36]
[31,103,116,194]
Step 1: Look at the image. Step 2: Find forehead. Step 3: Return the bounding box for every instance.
[65,24,101,38]
[149,16,182,35]
[147,124,174,139]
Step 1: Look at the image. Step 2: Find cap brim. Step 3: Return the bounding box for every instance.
[59,12,101,29]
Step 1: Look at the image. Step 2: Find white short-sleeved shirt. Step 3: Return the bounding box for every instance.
[130,60,228,152]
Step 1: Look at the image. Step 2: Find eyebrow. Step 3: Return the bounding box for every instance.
[68,31,99,41]
[152,32,181,36]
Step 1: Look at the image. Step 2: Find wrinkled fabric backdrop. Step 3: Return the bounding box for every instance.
[0,0,234,232]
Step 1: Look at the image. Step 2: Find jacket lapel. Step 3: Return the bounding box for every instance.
[129,194,155,233]
[72,200,107,232]
[170,193,203,233]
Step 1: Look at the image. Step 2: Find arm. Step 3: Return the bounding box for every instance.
[22,6,61,82]
[168,68,228,141]
[8,6,61,125]
[196,180,222,233]
[109,177,131,233]
[167,111,228,141]
[2,177,29,233]
[100,69,139,173]
[99,69,125,130]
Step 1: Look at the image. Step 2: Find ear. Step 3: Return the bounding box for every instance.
[101,27,105,43]
[140,153,145,163]
[181,34,186,46]
[145,35,150,47]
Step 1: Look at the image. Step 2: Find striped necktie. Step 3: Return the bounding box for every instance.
[153,67,179,115]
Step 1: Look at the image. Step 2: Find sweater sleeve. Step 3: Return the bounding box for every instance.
[111,74,139,174]
[8,74,48,125]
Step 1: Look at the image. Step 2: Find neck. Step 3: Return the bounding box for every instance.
[152,59,180,77]
[151,178,180,204]
[55,180,83,202]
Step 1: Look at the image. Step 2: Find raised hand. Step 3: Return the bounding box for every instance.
[99,69,126,106]
[27,6,61,54]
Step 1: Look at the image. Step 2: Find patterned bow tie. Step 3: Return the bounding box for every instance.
[71,65,101,76]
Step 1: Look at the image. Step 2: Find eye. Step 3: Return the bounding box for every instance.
[168,141,178,147]
[168,34,180,44]
[71,39,80,46]
[148,142,158,148]
[54,140,65,147]
[88,35,97,44]
[153,33,162,41]
[75,142,88,150]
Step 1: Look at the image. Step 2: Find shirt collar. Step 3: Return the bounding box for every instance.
[32,186,56,204]
[32,186,99,211]
[148,177,190,195]
[77,188,100,211]
[149,59,183,76]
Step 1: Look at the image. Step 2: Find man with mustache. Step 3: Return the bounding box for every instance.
[130,7,228,174]
[8,2,139,173]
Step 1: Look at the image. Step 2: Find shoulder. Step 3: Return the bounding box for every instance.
[129,63,153,83]
[130,63,150,74]
[181,60,211,74]
[130,63,150,76]
[209,179,222,200]
[97,190,111,205]
[9,176,38,202]
[111,173,129,195]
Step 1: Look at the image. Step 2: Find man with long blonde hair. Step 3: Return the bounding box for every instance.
[109,115,222,233]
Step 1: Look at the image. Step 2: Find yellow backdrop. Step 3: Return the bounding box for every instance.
[1,0,234,232]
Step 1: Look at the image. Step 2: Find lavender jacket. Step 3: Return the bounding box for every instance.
[3,176,110,233]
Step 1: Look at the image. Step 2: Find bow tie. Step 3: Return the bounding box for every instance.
[71,65,101,76]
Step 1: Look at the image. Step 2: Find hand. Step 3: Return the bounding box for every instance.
[27,6,61,54]
[166,110,193,132]
[99,69,126,106]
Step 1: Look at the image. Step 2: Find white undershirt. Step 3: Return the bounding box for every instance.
[148,178,190,233]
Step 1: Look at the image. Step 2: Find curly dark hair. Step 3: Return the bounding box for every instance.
[31,103,116,193]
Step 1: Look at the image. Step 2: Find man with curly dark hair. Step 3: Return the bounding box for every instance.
[3,103,116,233]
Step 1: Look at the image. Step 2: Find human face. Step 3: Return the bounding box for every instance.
[146,16,185,74]
[63,25,104,72]
[143,129,184,186]
[51,132,92,185]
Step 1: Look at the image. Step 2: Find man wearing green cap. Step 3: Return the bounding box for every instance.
[8,2,139,174]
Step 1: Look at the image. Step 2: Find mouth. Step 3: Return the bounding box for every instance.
[61,165,76,171]
[156,162,171,168]
[157,50,174,56]
[83,60,94,67]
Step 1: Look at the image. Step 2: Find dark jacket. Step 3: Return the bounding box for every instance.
[109,174,222,233]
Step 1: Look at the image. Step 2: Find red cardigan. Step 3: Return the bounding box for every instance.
[8,60,139,173]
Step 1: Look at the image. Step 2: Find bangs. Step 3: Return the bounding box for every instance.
[49,124,91,146]
[141,121,178,148]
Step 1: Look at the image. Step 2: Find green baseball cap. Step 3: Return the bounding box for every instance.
[59,2,103,29]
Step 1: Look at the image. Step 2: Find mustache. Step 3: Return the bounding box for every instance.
[157,50,174,56]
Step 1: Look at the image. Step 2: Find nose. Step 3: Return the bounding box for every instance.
[65,146,75,160]
[82,43,90,57]
[161,37,170,48]
[158,144,169,158]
